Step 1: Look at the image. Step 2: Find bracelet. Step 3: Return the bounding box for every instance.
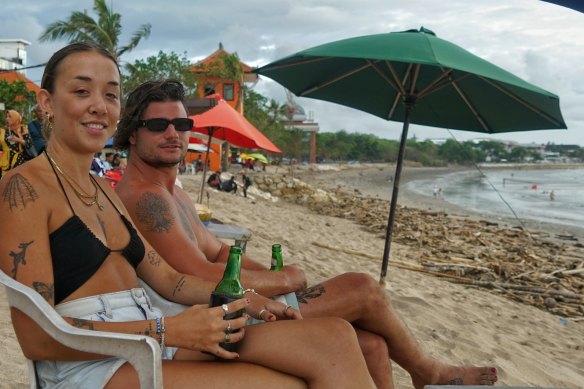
[243,288,256,295]
[155,317,166,349]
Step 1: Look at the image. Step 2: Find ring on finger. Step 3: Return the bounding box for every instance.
[221,304,229,315]
[224,332,231,343]
[284,304,293,312]
[226,320,232,333]
[258,308,269,319]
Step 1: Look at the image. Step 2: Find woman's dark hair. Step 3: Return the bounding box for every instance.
[114,79,186,150]
[41,42,120,93]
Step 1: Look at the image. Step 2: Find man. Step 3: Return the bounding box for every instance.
[115,80,498,389]
[103,152,114,171]
[27,104,46,153]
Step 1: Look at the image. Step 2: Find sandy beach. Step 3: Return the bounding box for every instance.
[1,164,583,388]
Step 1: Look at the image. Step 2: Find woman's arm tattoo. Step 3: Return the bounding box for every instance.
[3,174,39,211]
[70,318,95,330]
[32,281,54,304]
[173,276,186,296]
[9,240,34,279]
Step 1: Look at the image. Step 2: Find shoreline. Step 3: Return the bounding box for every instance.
[291,163,584,239]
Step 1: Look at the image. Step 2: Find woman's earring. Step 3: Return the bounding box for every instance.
[45,112,54,132]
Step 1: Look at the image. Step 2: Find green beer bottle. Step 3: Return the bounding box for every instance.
[210,245,244,351]
[270,243,283,271]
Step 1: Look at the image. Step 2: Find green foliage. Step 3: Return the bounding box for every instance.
[0,79,36,123]
[38,0,151,61]
[197,53,244,82]
[123,51,198,97]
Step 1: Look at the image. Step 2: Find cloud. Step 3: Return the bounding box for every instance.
[1,0,583,144]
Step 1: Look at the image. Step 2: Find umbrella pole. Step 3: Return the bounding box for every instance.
[198,129,215,204]
[379,98,415,286]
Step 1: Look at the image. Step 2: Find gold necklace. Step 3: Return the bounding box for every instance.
[45,151,104,210]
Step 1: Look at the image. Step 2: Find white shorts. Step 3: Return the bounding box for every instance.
[36,288,177,389]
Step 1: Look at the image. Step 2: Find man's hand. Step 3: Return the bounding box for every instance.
[281,264,307,291]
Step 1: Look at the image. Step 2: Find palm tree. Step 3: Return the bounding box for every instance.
[39,0,151,61]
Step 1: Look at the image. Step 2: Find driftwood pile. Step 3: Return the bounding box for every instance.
[254,174,584,319]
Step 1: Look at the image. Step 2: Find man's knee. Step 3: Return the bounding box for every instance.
[357,331,389,360]
[338,272,388,306]
[340,272,383,293]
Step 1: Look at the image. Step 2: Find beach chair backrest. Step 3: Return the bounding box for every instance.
[0,270,163,389]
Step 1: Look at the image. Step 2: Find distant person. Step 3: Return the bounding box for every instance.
[550,190,555,201]
[207,170,222,189]
[195,155,202,172]
[103,152,114,170]
[90,152,106,176]
[433,185,439,198]
[1,109,32,177]
[111,152,121,168]
[241,169,252,198]
[221,175,238,194]
[27,104,46,153]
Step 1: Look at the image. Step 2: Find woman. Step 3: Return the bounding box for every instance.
[1,109,32,176]
[0,43,375,388]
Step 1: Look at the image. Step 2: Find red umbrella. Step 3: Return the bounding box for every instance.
[190,94,281,202]
[190,94,281,153]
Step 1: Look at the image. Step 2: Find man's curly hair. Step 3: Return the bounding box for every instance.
[114,79,186,150]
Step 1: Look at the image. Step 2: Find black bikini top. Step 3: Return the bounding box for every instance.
[47,156,145,304]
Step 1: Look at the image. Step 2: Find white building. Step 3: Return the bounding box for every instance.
[0,39,30,74]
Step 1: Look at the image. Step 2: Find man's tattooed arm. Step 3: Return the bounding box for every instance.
[135,192,174,233]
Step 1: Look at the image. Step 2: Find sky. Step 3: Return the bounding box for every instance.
[1,0,583,146]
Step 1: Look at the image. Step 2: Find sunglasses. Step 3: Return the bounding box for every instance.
[139,118,194,132]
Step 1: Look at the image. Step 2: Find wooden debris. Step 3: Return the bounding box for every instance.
[264,173,584,319]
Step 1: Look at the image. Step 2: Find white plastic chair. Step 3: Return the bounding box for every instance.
[0,270,163,389]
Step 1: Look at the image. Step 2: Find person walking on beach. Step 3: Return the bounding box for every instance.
[115,78,499,389]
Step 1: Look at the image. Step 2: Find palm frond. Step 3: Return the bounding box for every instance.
[117,24,151,58]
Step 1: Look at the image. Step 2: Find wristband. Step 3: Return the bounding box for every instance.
[155,317,166,349]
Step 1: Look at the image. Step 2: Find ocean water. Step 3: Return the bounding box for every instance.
[405,167,584,230]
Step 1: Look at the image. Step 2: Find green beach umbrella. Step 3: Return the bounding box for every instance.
[255,27,567,284]
[247,153,269,164]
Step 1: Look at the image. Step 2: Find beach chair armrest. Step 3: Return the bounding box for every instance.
[0,271,162,389]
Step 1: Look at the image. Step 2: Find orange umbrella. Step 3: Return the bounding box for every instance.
[190,94,281,153]
[190,94,281,202]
